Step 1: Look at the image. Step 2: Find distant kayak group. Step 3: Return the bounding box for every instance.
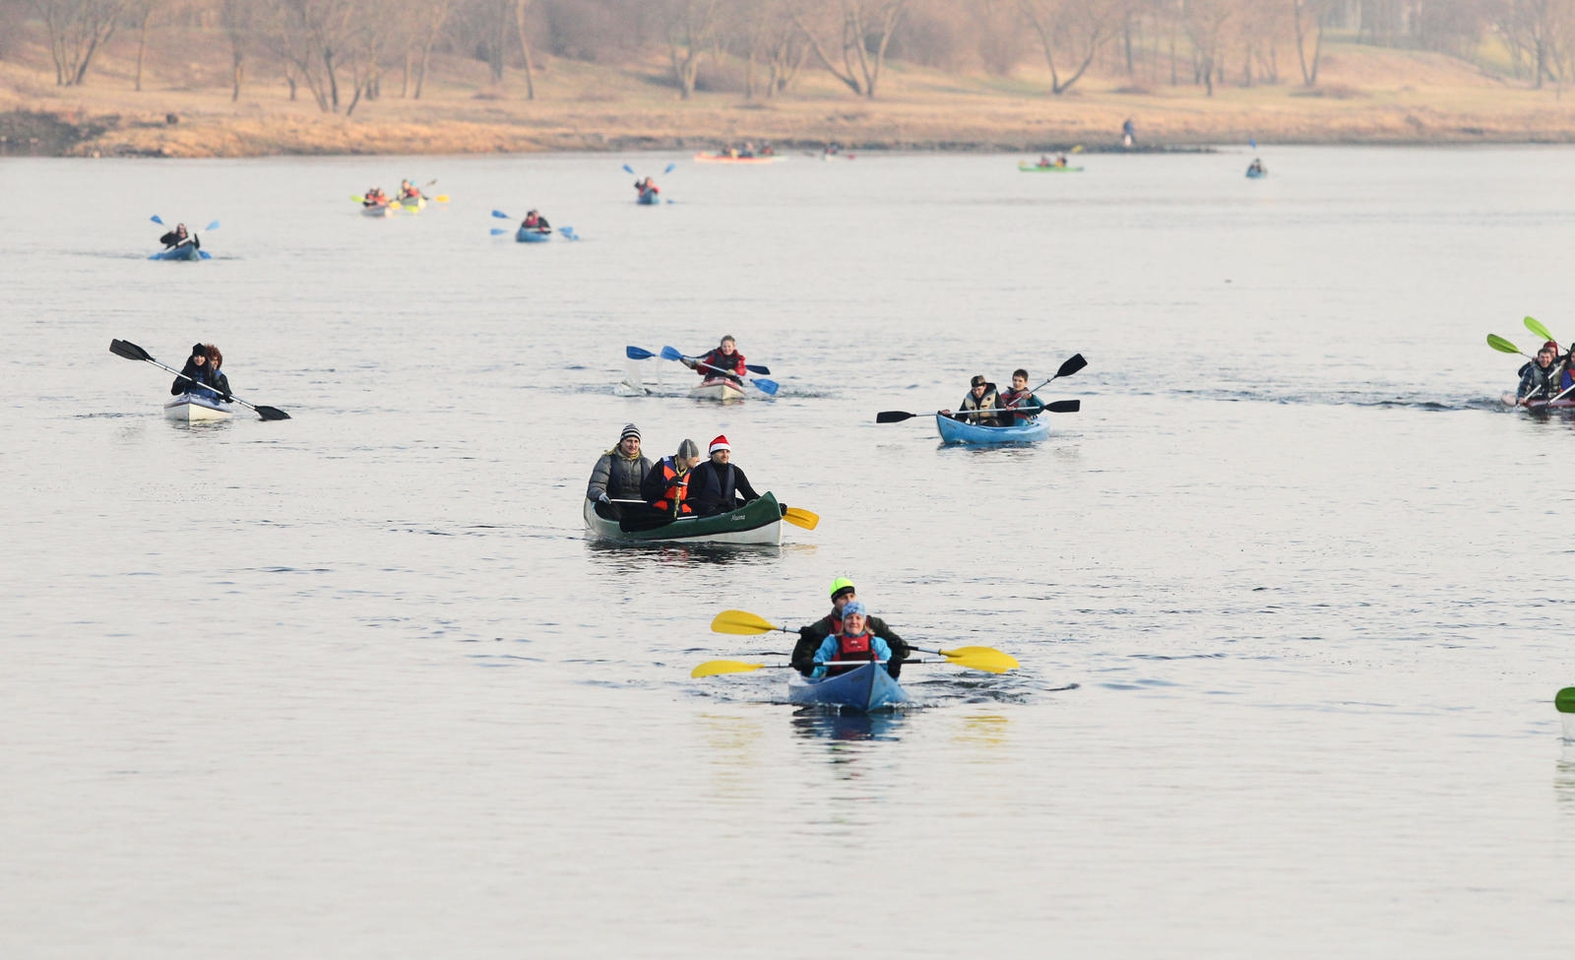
[1489,317,1575,409]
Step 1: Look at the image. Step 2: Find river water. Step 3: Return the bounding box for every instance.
[2,146,1573,957]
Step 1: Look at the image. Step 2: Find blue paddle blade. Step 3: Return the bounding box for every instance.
[1249,137,1257,149]
[626,346,656,360]
[746,364,770,375]
[489,227,510,236]
[752,378,780,396]
[660,346,684,362]
[622,164,635,175]
[204,220,220,231]
[559,226,579,240]
[199,250,212,259]
[491,209,511,219]
[663,162,676,174]
[150,215,164,224]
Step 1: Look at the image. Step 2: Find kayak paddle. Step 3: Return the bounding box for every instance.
[1487,334,1529,358]
[659,345,778,395]
[1557,687,1575,713]
[109,338,291,421]
[692,658,949,678]
[1525,316,1557,345]
[876,400,1079,424]
[782,507,818,530]
[709,610,1019,673]
[626,345,768,374]
[490,209,573,238]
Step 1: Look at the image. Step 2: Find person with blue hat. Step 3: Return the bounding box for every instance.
[808,601,896,679]
[791,577,909,678]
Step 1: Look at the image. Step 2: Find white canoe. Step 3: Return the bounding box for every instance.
[361,203,396,217]
[689,378,747,402]
[164,393,234,421]
[583,492,782,545]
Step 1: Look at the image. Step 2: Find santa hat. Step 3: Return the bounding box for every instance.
[709,435,730,453]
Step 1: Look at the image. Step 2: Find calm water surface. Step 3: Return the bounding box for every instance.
[2,146,1574,957]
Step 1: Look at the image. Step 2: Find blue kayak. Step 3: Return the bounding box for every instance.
[1246,167,1267,179]
[935,413,1049,444]
[637,190,660,205]
[515,227,552,243]
[789,662,909,712]
[149,244,205,261]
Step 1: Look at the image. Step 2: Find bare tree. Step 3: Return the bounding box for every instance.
[410,0,452,98]
[1019,0,1117,94]
[29,0,131,85]
[130,0,162,91]
[220,0,251,100]
[261,0,361,111]
[1181,0,1232,95]
[794,0,909,98]
[665,0,722,98]
[1497,0,1575,88]
[513,0,537,98]
[1292,0,1330,85]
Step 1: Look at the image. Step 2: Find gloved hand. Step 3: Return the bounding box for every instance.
[220,394,232,403]
[779,502,788,517]
[596,491,611,505]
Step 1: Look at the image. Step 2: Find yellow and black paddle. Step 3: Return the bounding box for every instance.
[706,609,1020,674]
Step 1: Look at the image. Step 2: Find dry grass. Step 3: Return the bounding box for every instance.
[3,24,1575,157]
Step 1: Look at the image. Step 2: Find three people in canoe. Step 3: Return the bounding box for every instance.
[683,335,747,383]
[791,578,911,678]
[171,343,230,402]
[943,369,1050,426]
[158,223,198,250]
[362,187,388,208]
[1514,340,1572,405]
[1034,154,1069,169]
[586,423,652,518]
[520,209,551,234]
[722,142,773,159]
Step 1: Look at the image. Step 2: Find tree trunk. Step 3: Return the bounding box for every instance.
[416,36,435,98]
[134,6,152,91]
[231,47,244,101]
[513,0,536,100]
[325,47,340,109]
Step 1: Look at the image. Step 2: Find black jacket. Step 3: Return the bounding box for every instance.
[793,610,910,678]
[171,358,223,397]
[687,460,760,516]
[159,230,198,250]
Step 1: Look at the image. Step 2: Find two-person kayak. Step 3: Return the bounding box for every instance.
[936,414,1050,444]
[1500,393,1575,410]
[788,661,909,712]
[164,393,233,421]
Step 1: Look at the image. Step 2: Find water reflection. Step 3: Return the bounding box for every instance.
[584,540,783,567]
[953,713,1011,749]
[1556,742,1575,812]
[790,706,908,744]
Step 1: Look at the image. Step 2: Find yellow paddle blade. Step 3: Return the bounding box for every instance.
[937,646,1020,674]
[1071,144,1084,153]
[783,507,819,530]
[434,194,450,202]
[710,609,781,635]
[691,659,769,678]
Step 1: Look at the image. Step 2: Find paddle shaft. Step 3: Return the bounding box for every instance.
[115,344,286,420]
[677,353,776,394]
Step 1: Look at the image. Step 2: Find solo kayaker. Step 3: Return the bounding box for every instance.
[521,209,551,233]
[1248,158,1266,175]
[808,602,895,679]
[1517,344,1560,405]
[159,223,197,250]
[685,336,746,383]
[587,423,653,519]
[942,375,1002,426]
[635,176,659,198]
[642,438,701,518]
[688,435,762,517]
[398,179,421,200]
[170,343,225,400]
[998,369,1046,425]
[792,578,910,678]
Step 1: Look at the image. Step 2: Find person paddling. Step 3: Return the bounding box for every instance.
[159,223,197,250]
[1248,158,1266,175]
[642,438,701,518]
[688,435,762,517]
[1517,343,1560,405]
[587,423,653,519]
[635,176,659,199]
[685,335,746,383]
[808,602,896,679]
[398,179,422,201]
[170,342,227,401]
[942,374,1001,426]
[792,578,910,678]
[998,369,1048,425]
[521,209,551,233]
[363,187,388,207]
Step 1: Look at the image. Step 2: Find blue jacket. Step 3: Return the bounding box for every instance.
[811,633,894,678]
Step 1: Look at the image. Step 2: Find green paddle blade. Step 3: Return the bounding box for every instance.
[1525,316,1555,344]
[691,659,770,678]
[1556,687,1575,714]
[1487,334,1521,355]
[710,610,782,635]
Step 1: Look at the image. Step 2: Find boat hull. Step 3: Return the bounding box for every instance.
[516,228,552,243]
[789,662,909,712]
[1018,162,1083,172]
[1246,169,1268,179]
[935,413,1049,444]
[361,203,395,217]
[689,378,747,402]
[150,245,202,261]
[583,492,783,545]
[400,196,427,212]
[1501,392,1575,410]
[637,190,661,205]
[164,393,234,421]
[694,153,781,164]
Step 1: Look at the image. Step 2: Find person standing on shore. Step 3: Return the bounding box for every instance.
[1123,118,1136,148]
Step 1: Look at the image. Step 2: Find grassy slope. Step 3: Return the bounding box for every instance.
[2,22,1573,157]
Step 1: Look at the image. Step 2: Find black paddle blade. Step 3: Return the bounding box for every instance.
[110,338,152,362]
[255,406,291,421]
[875,411,918,424]
[1055,353,1087,379]
[1045,399,1080,413]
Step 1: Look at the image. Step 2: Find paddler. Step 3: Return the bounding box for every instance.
[792,578,911,678]
[1516,344,1560,405]
[170,342,225,400]
[688,435,762,517]
[808,602,896,679]
[363,187,387,207]
[635,176,659,198]
[684,335,746,383]
[587,423,653,519]
[158,222,197,250]
[642,438,701,518]
[521,209,551,233]
[398,179,422,201]
[997,369,1048,425]
[942,374,1002,426]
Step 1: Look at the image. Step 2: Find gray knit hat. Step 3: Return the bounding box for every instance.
[619,423,641,441]
[677,438,699,459]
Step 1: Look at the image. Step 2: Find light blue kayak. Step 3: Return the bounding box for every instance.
[515,227,552,243]
[637,189,661,205]
[1246,167,1267,179]
[789,662,908,712]
[149,244,206,261]
[935,413,1049,444]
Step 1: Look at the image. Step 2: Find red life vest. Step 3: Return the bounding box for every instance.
[650,459,692,515]
[700,348,746,378]
[828,630,876,675]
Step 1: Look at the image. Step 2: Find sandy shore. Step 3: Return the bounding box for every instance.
[4,40,1574,158]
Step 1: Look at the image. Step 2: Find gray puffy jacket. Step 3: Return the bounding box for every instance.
[588,450,653,501]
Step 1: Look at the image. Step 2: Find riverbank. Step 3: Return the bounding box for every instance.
[3,38,1573,158]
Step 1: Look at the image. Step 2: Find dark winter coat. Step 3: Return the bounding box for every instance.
[1518,361,1560,402]
[687,460,761,516]
[793,609,910,678]
[171,358,222,398]
[587,449,653,502]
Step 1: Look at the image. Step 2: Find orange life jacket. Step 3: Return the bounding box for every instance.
[651,459,692,515]
[828,631,876,676]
